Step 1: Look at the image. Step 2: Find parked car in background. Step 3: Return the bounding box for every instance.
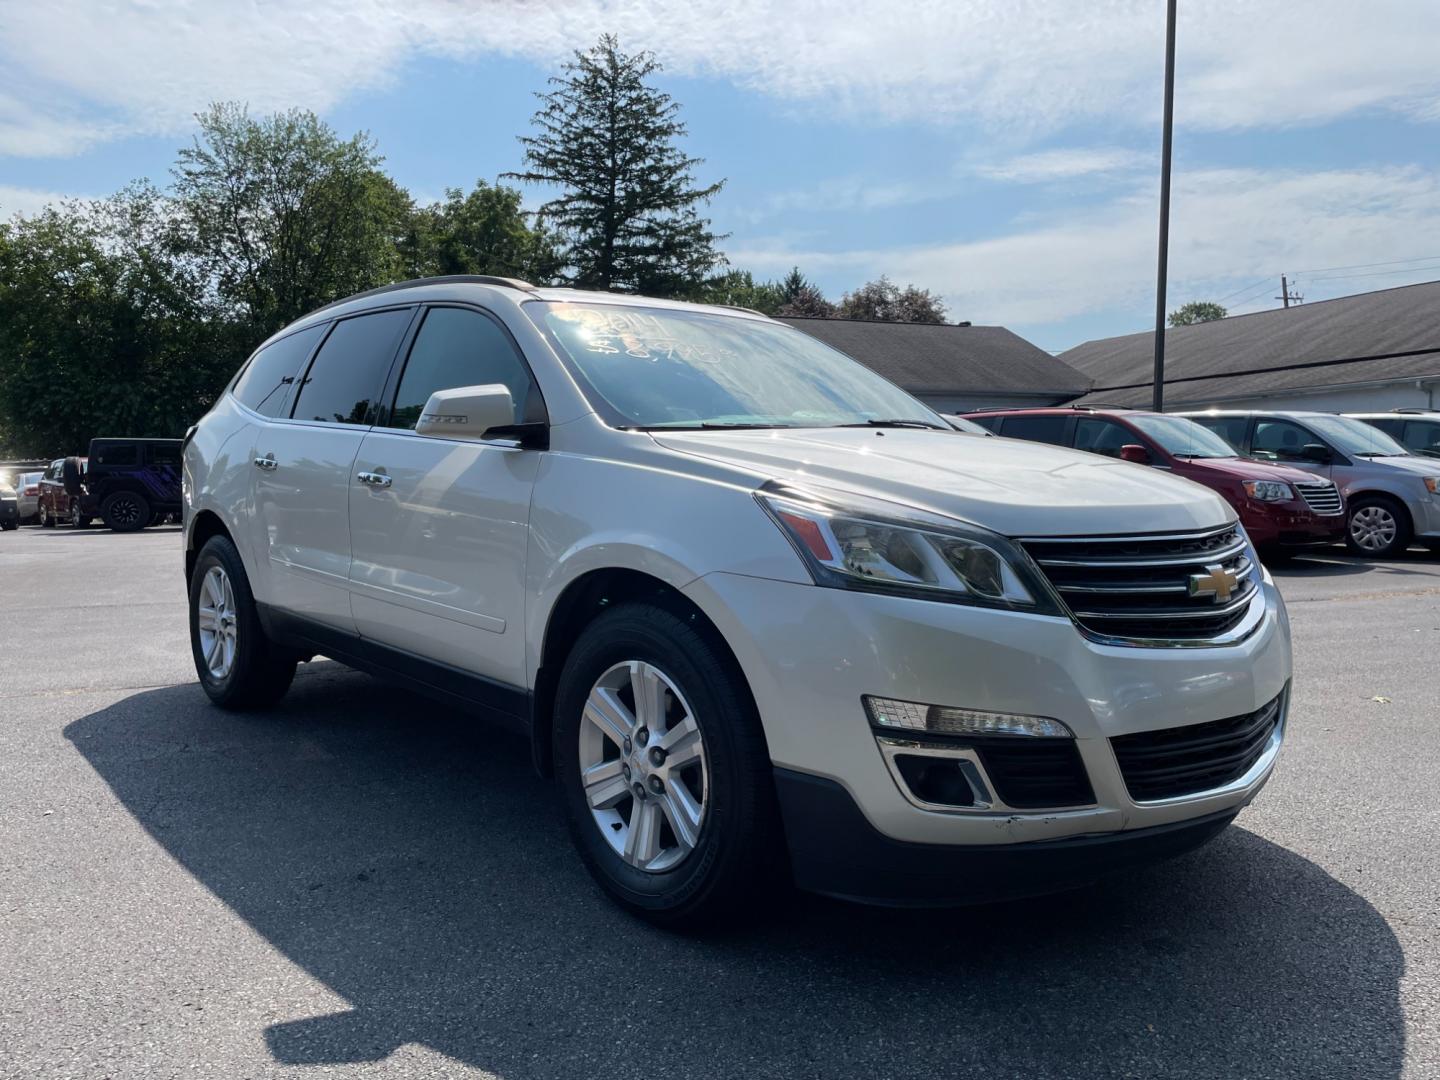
[963,407,1346,556]
[0,482,18,530]
[944,414,996,436]
[11,471,42,524]
[1347,410,1440,460]
[184,276,1292,927]
[69,438,183,531]
[37,457,86,527]
[1178,410,1440,557]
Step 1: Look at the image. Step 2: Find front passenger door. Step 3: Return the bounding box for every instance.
[348,305,544,690]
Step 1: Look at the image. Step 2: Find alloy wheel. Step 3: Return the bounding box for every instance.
[109,495,142,528]
[578,660,708,873]
[196,566,238,679]
[1351,505,1398,553]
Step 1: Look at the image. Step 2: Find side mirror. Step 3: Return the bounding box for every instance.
[1119,443,1152,465]
[414,384,543,446]
[1300,443,1332,464]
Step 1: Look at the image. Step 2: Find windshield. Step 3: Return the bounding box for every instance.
[1305,415,1408,457]
[1128,414,1239,458]
[528,301,945,430]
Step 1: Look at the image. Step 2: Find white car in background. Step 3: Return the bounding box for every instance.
[183,276,1293,927]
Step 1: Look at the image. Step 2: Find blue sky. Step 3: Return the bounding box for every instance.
[4,1,1440,354]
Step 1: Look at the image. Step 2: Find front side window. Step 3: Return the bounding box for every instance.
[1127,414,1239,458]
[1403,420,1440,457]
[528,301,942,430]
[232,324,326,418]
[291,309,414,425]
[386,307,538,431]
[1072,417,1135,457]
[147,444,182,466]
[93,444,138,467]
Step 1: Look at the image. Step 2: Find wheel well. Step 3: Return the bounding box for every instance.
[1348,491,1413,527]
[530,568,756,777]
[186,510,233,583]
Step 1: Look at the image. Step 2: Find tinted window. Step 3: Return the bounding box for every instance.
[1403,420,1440,457]
[386,307,537,430]
[1072,417,1134,457]
[1000,414,1068,445]
[147,444,182,466]
[1252,419,1318,462]
[291,309,413,425]
[967,415,1004,433]
[233,324,326,418]
[93,444,138,467]
[1190,415,1249,448]
[1362,417,1404,437]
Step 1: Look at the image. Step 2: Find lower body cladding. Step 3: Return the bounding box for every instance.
[685,571,1292,906]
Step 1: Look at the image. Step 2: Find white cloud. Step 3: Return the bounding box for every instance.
[729,165,1440,337]
[972,148,1150,184]
[0,185,78,219]
[1,1,1438,156]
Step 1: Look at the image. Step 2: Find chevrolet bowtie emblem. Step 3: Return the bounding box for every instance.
[1188,563,1240,604]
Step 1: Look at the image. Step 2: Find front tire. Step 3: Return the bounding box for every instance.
[1346,495,1412,557]
[553,602,782,929]
[102,491,150,532]
[189,535,297,709]
[38,503,52,528]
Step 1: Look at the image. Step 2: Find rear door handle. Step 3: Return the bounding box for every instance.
[356,470,392,488]
[253,455,277,471]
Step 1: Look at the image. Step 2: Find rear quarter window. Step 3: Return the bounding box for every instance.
[232,323,328,418]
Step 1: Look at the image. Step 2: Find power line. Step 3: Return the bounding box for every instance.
[1292,253,1440,275]
[1213,276,1273,303]
[1301,262,1440,284]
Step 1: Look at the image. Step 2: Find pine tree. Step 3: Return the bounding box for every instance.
[508,35,725,296]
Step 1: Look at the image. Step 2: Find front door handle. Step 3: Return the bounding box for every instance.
[253,455,277,471]
[356,470,392,488]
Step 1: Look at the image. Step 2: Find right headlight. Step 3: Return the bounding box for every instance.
[756,483,1058,613]
[1243,479,1294,502]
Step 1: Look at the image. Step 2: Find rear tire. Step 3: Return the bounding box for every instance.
[1345,495,1412,558]
[189,535,297,710]
[101,491,150,533]
[553,602,783,929]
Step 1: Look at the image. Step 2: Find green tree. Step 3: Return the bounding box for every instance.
[0,187,231,456]
[774,267,835,317]
[693,269,785,314]
[171,103,410,339]
[1168,300,1227,326]
[413,180,562,282]
[837,275,947,323]
[508,35,725,296]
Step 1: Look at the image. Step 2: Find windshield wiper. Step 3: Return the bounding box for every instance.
[640,422,798,431]
[835,419,946,430]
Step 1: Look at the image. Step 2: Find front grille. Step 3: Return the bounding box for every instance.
[974,739,1094,809]
[1295,480,1343,515]
[1110,695,1283,802]
[1020,524,1260,644]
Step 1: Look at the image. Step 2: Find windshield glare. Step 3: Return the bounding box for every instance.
[530,302,943,430]
[1128,414,1239,458]
[1305,415,1408,456]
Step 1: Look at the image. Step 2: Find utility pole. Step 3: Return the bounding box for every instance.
[1276,275,1303,308]
[1151,0,1177,412]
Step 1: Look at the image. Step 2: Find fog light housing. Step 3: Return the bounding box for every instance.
[864,695,1073,739]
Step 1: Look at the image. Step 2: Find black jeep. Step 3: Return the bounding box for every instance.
[66,438,183,532]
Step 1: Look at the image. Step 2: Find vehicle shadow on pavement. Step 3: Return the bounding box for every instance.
[65,667,1404,1080]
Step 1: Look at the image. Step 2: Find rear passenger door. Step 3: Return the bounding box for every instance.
[347,305,544,690]
[249,307,415,631]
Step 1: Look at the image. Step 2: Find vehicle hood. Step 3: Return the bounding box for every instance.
[1183,457,1321,483]
[651,428,1233,537]
[1359,455,1440,477]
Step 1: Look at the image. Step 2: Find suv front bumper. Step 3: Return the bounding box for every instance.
[685,569,1291,880]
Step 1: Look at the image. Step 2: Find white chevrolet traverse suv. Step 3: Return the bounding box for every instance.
[183,276,1293,926]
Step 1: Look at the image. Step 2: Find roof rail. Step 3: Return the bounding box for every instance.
[1391,407,1435,414]
[308,275,538,316]
[1071,402,1135,411]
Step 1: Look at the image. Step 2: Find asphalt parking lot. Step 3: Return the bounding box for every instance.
[2,528,1437,1079]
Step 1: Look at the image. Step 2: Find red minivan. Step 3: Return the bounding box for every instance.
[963,407,1347,554]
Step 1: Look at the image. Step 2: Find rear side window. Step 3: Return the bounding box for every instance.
[1190,415,1249,447]
[92,444,138,467]
[385,307,538,431]
[1000,414,1068,445]
[233,324,326,418]
[1403,420,1440,457]
[291,309,413,425]
[147,444,182,466]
